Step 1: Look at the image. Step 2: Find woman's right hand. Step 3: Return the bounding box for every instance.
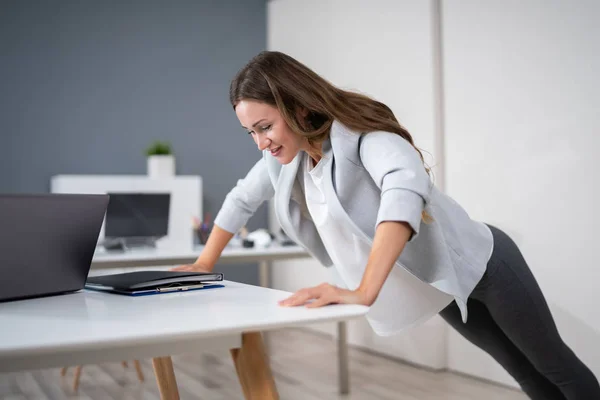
[170,224,232,273]
[170,262,213,273]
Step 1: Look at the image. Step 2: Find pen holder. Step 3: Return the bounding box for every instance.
[195,225,211,245]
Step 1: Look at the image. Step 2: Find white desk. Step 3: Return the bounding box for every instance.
[92,244,354,395]
[0,281,368,399]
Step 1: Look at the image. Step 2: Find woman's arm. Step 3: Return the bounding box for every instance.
[359,131,432,242]
[278,220,412,307]
[356,220,412,305]
[212,156,275,234]
[279,131,428,307]
[172,155,274,272]
[171,224,233,272]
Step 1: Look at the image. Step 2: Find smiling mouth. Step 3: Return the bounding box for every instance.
[270,146,282,154]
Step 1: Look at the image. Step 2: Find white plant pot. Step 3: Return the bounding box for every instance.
[147,155,175,178]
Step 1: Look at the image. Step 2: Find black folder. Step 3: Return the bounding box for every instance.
[85,271,224,296]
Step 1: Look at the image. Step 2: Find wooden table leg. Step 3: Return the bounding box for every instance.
[152,357,180,400]
[230,332,279,400]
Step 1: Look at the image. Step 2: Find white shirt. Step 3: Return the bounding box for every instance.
[302,152,453,336]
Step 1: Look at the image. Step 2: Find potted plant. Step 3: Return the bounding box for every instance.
[145,140,175,178]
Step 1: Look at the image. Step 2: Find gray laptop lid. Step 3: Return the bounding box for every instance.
[0,193,109,302]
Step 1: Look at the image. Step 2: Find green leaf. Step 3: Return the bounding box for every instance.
[145,140,173,156]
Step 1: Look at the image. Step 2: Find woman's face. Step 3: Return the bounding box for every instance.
[235,99,306,165]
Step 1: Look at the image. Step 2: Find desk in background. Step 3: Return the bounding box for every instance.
[92,244,307,288]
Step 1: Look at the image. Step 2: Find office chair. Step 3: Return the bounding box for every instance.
[61,360,144,392]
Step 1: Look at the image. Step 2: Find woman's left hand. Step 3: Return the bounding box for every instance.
[278,283,371,308]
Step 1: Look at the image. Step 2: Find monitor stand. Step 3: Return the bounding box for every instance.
[102,237,158,252]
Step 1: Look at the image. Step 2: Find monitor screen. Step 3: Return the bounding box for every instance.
[105,193,170,239]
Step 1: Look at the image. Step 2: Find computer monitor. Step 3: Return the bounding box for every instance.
[104,193,170,244]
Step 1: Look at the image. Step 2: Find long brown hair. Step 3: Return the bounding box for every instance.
[230,51,432,222]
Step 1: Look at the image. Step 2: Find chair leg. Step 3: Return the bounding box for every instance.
[63,360,143,392]
[73,366,83,392]
[134,360,145,382]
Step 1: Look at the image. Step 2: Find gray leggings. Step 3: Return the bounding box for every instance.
[439,224,599,399]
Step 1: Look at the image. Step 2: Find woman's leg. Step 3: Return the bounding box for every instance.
[440,299,566,399]
[471,224,600,399]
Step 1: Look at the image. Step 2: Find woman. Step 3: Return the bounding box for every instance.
[173,51,599,399]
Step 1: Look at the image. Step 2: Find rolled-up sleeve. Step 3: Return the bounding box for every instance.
[359,131,432,240]
[214,155,275,234]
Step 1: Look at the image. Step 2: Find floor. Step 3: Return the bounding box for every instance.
[0,328,528,400]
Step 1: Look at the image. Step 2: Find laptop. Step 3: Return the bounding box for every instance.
[0,193,109,302]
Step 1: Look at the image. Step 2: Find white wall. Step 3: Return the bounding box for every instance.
[267,0,448,369]
[267,0,600,389]
[443,0,600,387]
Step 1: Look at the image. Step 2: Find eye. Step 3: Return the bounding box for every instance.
[260,124,272,131]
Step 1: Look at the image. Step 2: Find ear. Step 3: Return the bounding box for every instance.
[294,105,309,117]
[295,107,310,129]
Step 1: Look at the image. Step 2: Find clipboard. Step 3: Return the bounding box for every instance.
[84,270,225,296]
[85,282,225,296]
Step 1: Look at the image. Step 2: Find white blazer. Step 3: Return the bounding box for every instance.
[214,120,494,323]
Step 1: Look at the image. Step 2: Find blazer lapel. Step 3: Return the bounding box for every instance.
[322,132,374,245]
[273,151,334,266]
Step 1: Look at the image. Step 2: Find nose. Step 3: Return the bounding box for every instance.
[255,134,271,151]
